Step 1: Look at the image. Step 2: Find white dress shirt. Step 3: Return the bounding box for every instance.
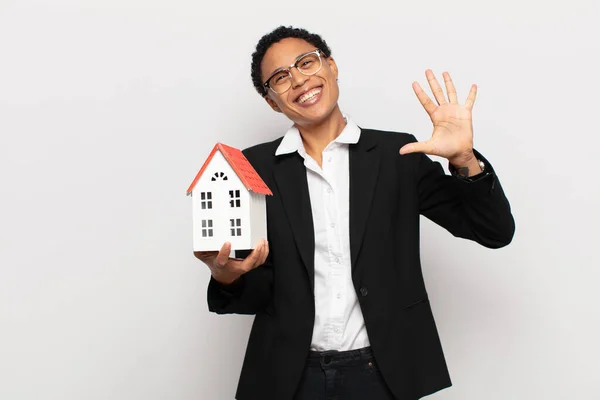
[275,116,371,351]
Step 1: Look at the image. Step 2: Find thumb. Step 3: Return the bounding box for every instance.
[215,242,232,268]
[399,141,435,156]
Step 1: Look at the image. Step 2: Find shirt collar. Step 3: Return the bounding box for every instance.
[275,115,361,156]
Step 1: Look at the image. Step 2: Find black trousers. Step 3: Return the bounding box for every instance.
[293,346,396,400]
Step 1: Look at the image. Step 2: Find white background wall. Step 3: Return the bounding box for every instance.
[1,0,599,399]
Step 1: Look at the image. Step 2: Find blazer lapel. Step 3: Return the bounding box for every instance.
[349,130,380,270]
[273,153,315,291]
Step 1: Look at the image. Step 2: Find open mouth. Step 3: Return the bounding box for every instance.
[295,86,323,105]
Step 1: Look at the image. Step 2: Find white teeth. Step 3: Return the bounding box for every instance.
[298,87,321,104]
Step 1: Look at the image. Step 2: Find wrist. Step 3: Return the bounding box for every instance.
[449,150,476,168]
[450,153,484,178]
[212,271,242,286]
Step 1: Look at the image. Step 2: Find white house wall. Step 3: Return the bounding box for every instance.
[191,150,253,251]
[249,192,268,247]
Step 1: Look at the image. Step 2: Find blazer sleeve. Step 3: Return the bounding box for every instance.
[413,135,515,248]
[207,251,273,315]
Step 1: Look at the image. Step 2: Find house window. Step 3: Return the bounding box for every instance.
[200,192,212,209]
[229,190,241,208]
[230,218,242,236]
[211,172,228,181]
[201,220,213,237]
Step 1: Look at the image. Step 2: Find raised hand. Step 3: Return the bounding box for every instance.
[194,239,269,285]
[399,70,479,171]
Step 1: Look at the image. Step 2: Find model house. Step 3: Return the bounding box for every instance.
[186,143,272,251]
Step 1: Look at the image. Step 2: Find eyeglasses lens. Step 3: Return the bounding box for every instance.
[268,52,322,94]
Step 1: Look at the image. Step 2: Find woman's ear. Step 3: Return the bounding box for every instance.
[265,95,282,113]
[327,56,339,79]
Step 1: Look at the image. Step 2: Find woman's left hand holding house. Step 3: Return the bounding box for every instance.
[194,239,269,286]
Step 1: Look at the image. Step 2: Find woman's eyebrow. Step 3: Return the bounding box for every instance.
[267,50,314,77]
[268,66,286,77]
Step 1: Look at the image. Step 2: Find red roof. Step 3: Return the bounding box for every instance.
[186,143,272,196]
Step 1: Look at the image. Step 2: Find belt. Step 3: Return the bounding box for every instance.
[306,346,373,367]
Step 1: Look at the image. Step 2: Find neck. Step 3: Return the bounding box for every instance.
[296,106,346,166]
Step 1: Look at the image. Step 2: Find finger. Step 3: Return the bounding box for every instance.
[215,242,232,268]
[425,69,447,105]
[412,81,437,116]
[241,240,263,270]
[464,84,477,110]
[443,72,458,104]
[258,240,269,266]
[253,239,268,268]
[399,140,437,156]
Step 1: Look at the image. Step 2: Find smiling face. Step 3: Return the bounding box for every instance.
[261,38,340,128]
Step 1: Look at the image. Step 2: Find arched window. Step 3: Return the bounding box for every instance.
[211,172,228,181]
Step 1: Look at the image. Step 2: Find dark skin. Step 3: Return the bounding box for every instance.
[399,69,483,175]
[262,38,345,168]
[194,240,268,286]
[196,38,482,284]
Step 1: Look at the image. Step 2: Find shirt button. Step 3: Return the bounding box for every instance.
[336,293,341,299]
[328,157,332,162]
[334,258,340,263]
[327,188,332,194]
[330,223,335,228]
[360,287,368,297]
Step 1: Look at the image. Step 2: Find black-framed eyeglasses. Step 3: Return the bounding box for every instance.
[263,49,324,95]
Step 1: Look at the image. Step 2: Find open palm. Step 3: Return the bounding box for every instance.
[400,70,477,165]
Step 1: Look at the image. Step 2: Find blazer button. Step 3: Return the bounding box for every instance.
[360,287,368,297]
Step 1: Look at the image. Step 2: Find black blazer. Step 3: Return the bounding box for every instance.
[207,128,515,400]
